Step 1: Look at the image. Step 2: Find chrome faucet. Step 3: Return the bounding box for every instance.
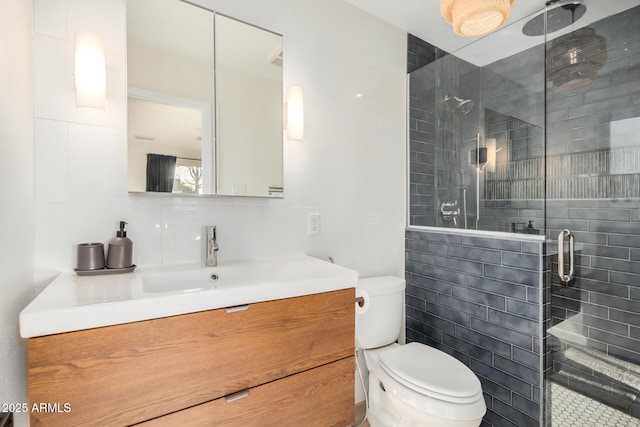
[205,225,219,267]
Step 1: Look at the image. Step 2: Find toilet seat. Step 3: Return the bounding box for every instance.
[379,342,483,404]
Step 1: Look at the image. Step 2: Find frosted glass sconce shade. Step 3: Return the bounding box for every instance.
[441,0,516,37]
[286,86,304,141]
[485,138,497,172]
[74,31,106,110]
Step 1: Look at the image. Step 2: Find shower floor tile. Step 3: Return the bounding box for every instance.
[552,382,640,427]
[357,384,640,426]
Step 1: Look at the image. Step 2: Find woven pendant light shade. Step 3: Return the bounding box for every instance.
[441,0,516,37]
[548,27,607,89]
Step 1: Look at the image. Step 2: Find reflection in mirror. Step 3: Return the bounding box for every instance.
[215,15,284,197]
[126,0,285,198]
[126,0,214,194]
[127,90,212,193]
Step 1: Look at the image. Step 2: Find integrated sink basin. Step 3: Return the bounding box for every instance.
[139,262,288,294]
[19,254,358,338]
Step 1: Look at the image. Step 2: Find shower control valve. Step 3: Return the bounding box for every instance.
[440,201,461,226]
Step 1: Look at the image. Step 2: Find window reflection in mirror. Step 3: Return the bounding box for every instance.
[174,158,203,194]
[127,92,212,193]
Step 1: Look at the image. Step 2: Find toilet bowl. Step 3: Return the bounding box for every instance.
[356,276,486,427]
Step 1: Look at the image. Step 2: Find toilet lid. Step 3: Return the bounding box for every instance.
[379,343,482,403]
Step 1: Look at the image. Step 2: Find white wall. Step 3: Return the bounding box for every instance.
[0,0,34,425]
[217,65,283,196]
[29,0,406,415]
[33,0,407,281]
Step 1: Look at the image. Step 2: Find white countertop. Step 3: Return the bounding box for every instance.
[20,254,358,338]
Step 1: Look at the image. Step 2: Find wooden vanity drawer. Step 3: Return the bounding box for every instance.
[28,288,354,427]
[135,356,355,427]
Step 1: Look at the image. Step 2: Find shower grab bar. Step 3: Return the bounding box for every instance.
[558,229,575,283]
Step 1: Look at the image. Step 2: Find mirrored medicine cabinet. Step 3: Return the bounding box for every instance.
[126,0,284,198]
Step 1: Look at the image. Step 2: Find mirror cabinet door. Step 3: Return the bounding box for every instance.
[126,0,284,198]
[215,14,284,197]
[127,0,214,195]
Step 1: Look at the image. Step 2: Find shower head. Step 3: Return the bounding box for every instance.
[457,98,474,115]
[444,95,474,115]
[523,0,586,37]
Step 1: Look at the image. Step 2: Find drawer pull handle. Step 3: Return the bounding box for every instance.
[225,389,250,403]
[224,304,250,313]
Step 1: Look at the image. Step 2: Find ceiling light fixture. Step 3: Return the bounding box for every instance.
[441,0,517,37]
[548,27,607,90]
[546,1,607,90]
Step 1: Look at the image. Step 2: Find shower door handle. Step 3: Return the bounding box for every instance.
[558,229,575,283]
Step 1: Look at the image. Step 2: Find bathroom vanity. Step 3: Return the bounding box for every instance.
[21,255,357,426]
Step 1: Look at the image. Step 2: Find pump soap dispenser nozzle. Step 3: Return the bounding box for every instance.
[106,221,134,269]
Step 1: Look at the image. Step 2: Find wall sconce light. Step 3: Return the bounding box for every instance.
[74,31,106,110]
[471,136,496,172]
[485,138,497,173]
[441,0,516,37]
[285,86,304,142]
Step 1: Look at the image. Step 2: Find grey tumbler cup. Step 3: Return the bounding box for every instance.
[77,243,106,270]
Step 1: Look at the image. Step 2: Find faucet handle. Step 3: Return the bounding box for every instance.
[205,226,219,267]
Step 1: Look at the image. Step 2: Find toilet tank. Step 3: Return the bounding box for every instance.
[355,276,406,349]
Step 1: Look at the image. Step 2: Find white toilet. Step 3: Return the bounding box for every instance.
[356,276,486,427]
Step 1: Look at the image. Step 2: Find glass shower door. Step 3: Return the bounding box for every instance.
[544,4,640,426]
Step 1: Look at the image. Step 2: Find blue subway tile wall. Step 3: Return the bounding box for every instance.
[407,33,447,74]
[483,6,640,203]
[408,3,640,369]
[543,6,640,393]
[408,37,482,229]
[409,6,640,232]
[408,6,640,423]
[547,199,640,417]
[408,40,438,226]
[405,229,544,427]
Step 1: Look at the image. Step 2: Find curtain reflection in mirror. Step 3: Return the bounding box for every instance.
[146,154,176,192]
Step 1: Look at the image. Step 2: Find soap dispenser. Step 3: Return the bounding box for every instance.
[107,221,133,269]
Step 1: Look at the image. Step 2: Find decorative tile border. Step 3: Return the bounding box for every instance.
[485,147,640,200]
